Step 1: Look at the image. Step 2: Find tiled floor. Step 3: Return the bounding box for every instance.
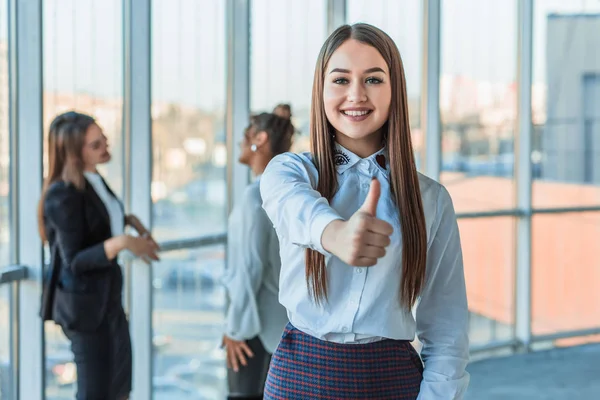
[465,343,600,399]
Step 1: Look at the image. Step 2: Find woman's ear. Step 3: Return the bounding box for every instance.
[253,130,269,148]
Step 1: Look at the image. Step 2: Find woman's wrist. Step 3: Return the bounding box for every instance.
[321,219,345,254]
[105,234,131,260]
[126,214,149,236]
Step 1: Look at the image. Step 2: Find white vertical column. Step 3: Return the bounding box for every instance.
[11,0,44,399]
[124,0,153,397]
[225,0,250,214]
[514,0,533,351]
[327,0,346,34]
[421,0,441,181]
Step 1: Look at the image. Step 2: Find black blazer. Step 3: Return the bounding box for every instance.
[41,177,125,333]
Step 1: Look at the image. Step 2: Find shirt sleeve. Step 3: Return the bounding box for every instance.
[222,197,272,342]
[259,153,343,255]
[416,185,470,399]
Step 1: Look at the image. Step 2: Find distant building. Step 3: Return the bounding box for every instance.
[543,14,600,184]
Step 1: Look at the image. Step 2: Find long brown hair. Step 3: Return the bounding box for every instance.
[37,111,96,242]
[307,23,427,309]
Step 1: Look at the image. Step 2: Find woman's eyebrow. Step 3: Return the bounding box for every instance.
[328,67,386,74]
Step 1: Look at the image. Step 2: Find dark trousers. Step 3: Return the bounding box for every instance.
[62,306,132,400]
[227,336,272,399]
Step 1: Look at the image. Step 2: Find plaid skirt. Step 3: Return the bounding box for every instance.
[264,323,423,400]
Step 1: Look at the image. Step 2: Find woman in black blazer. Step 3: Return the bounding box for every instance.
[38,111,160,400]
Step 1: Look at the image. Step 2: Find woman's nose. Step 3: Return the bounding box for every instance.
[347,82,367,103]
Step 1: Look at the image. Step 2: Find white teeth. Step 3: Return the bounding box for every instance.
[342,110,370,117]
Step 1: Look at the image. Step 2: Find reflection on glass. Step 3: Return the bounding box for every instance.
[152,0,227,241]
[532,213,600,338]
[153,246,227,400]
[250,0,327,153]
[440,0,517,212]
[458,217,515,346]
[0,286,11,400]
[42,1,124,398]
[532,2,600,207]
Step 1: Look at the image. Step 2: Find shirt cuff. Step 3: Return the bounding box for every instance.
[224,313,250,342]
[310,211,343,256]
[224,329,247,342]
[417,371,470,400]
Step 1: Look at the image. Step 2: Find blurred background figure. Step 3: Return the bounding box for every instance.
[38,111,159,400]
[221,112,294,400]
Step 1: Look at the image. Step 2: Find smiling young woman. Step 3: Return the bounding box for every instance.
[259,24,470,400]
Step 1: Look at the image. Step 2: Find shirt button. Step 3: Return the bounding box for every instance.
[356,268,363,274]
[341,327,348,333]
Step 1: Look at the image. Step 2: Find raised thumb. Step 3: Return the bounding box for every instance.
[360,178,380,216]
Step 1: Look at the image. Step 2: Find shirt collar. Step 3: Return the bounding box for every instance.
[333,142,389,175]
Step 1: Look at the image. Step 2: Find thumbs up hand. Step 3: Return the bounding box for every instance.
[321,178,394,267]
[359,177,382,216]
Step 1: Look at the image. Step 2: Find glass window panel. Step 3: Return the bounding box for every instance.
[440,0,517,213]
[152,245,227,399]
[532,1,600,208]
[42,1,124,398]
[0,0,9,267]
[0,286,11,400]
[42,0,124,195]
[459,217,516,347]
[152,0,227,241]
[532,213,600,338]
[0,2,9,392]
[250,0,327,153]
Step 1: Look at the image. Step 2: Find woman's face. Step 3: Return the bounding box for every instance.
[323,39,391,148]
[82,123,111,168]
[238,124,256,166]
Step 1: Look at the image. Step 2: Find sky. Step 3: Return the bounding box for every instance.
[3,0,600,111]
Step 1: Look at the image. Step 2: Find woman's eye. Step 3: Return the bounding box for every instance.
[366,77,383,84]
[333,78,349,84]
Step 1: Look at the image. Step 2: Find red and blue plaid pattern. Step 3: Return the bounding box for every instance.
[264,323,423,399]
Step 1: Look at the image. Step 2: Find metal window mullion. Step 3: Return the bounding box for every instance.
[514,0,534,351]
[123,0,153,398]
[422,0,441,180]
[12,0,45,399]
[225,0,250,215]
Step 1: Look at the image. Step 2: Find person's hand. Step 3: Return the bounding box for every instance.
[222,335,254,372]
[322,178,393,266]
[140,231,160,253]
[126,214,160,254]
[125,235,160,263]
